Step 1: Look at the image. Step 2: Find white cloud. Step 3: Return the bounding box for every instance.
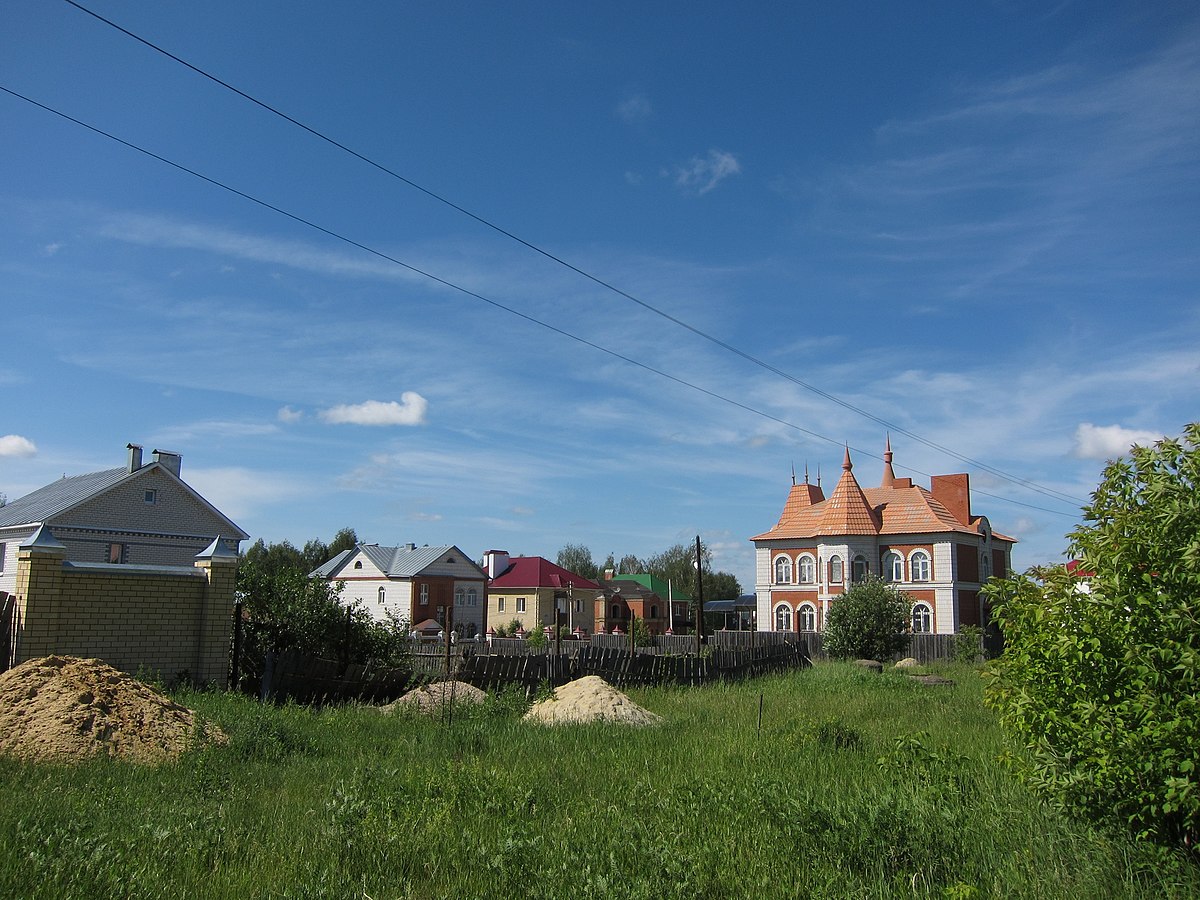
[277,406,304,423]
[319,394,429,426]
[184,466,307,521]
[43,242,62,256]
[1072,423,1164,460]
[670,149,741,195]
[616,93,653,123]
[0,435,37,458]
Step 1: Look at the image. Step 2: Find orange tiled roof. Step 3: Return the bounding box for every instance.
[751,446,989,541]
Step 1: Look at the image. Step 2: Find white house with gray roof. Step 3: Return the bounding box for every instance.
[0,443,247,598]
[312,542,487,638]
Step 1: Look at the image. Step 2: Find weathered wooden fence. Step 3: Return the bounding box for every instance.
[254,635,811,704]
[0,592,15,673]
[802,630,1000,663]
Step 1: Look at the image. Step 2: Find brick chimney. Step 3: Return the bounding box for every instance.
[483,550,510,579]
[930,473,971,526]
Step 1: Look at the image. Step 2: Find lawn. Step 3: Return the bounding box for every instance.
[1,662,1196,899]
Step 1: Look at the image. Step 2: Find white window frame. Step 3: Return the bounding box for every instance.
[419,584,429,605]
[467,588,477,607]
[829,555,844,584]
[773,554,792,584]
[797,554,816,584]
[798,603,817,632]
[498,597,505,612]
[912,602,933,633]
[852,554,868,583]
[910,550,931,582]
[774,603,792,632]
[884,551,903,582]
[516,597,527,613]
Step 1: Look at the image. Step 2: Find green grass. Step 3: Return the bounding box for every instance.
[1,662,1196,899]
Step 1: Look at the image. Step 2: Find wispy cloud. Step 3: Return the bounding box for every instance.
[150,421,280,444]
[669,149,741,195]
[0,435,37,458]
[1071,423,1165,460]
[277,406,304,423]
[616,93,653,123]
[184,466,308,521]
[319,394,429,426]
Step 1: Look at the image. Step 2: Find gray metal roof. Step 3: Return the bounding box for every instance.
[0,467,129,527]
[313,543,476,579]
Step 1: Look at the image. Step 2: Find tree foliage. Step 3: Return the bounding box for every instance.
[822,576,912,661]
[983,424,1200,851]
[556,543,599,581]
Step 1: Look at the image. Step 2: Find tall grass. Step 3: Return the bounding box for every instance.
[1,663,1196,898]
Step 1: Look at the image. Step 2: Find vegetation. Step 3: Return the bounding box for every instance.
[822,576,913,661]
[2,664,1197,899]
[557,540,743,601]
[984,423,1200,852]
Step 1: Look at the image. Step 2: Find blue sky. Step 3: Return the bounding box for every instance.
[2,1,1197,593]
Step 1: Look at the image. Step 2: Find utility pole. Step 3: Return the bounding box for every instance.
[694,535,705,655]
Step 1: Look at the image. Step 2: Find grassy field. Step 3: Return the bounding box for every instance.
[1,662,1197,899]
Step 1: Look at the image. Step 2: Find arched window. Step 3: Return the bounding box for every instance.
[455,588,464,606]
[798,603,817,632]
[774,555,792,584]
[910,550,931,582]
[467,588,477,606]
[829,555,844,584]
[852,555,868,583]
[611,603,621,620]
[377,586,385,605]
[650,605,658,619]
[912,603,933,633]
[981,553,992,581]
[797,555,816,584]
[353,560,363,569]
[774,604,792,632]
[884,551,903,582]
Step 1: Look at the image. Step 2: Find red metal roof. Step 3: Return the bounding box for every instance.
[488,556,601,590]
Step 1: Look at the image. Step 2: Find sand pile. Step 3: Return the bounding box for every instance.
[382,680,487,714]
[523,675,662,727]
[0,655,225,764]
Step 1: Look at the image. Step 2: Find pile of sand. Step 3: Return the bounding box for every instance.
[0,655,225,764]
[382,680,487,714]
[523,675,662,727]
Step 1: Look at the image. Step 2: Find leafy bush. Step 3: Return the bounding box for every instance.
[983,423,1200,851]
[953,625,984,664]
[823,576,913,661]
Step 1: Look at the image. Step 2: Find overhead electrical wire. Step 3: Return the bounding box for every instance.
[60,0,1089,510]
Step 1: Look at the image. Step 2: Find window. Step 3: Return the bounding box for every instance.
[517,597,526,613]
[884,551,903,582]
[143,489,157,505]
[107,542,125,564]
[0,543,6,574]
[377,587,386,605]
[419,584,429,605]
[912,603,933,633]
[852,555,868,583]
[498,597,505,612]
[981,553,992,581]
[829,555,844,584]
[611,603,621,620]
[797,554,815,584]
[773,555,792,584]
[467,588,477,607]
[354,560,363,569]
[650,605,658,619]
[798,604,817,632]
[573,599,583,613]
[910,550,931,582]
[774,604,792,632]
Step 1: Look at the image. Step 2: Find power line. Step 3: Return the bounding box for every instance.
[0,83,1082,523]
[61,0,1089,509]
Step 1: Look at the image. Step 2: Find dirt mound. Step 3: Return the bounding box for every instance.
[0,656,225,764]
[523,675,662,727]
[382,680,487,714]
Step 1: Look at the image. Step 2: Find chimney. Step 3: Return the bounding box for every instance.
[604,567,615,581]
[483,550,510,579]
[151,449,182,477]
[126,443,143,473]
[930,473,972,526]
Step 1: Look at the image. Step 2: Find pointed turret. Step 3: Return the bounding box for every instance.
[881,434,897,488]
[813,447,879,535]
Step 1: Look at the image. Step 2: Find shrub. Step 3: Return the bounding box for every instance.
[953,625,984,664]
[822,576,912,661]
[983,423,1200,851]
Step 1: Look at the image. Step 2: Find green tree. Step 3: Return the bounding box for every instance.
[983,423,1200,850]
[617,554,645,575]
[556,543,599,581]
[822,576,912,661]
[705,570,742,601]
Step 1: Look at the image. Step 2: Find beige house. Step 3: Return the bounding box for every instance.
[482,550,599,635]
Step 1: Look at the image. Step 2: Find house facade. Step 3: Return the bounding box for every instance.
[482,550,599,635]
[750,440,1014,635]
[0,443,247,598]
[595,579,671,635]
[603,573,693,631]
[312,542,487,637]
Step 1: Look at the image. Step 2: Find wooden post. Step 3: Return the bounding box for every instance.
[694,535,705,656]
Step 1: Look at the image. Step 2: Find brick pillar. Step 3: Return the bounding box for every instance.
[194,537,239,687]
[14,526,68,664]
